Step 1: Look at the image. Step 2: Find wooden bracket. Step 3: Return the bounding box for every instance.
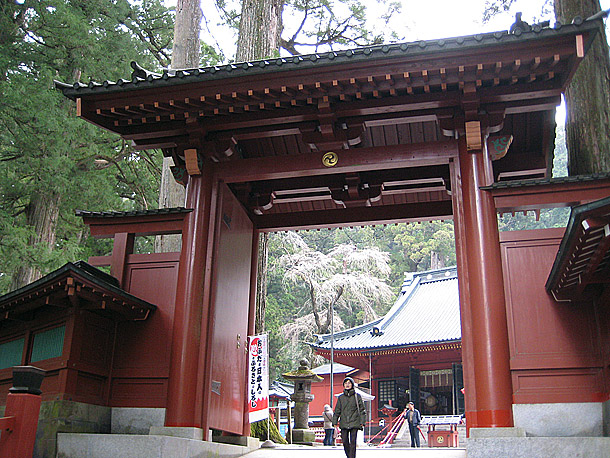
[465,121,482,152]
[184,148,201,175]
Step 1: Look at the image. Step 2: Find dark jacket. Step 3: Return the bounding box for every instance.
[332,378,366,430]
[406,407,421,426]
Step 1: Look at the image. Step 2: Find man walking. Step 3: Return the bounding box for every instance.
[406,401,422,447]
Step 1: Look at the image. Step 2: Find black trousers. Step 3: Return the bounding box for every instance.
[409,423,420,447]
[341,428,358,458]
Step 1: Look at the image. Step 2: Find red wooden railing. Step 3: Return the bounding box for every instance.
[366,408,407,447]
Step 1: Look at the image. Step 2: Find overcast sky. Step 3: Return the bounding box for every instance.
[164,0,610,124]
[186,0,610,61]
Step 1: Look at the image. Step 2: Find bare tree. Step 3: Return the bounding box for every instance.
[277,232,393,351]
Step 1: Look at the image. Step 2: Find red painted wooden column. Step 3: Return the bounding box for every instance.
[0,366,45,458]
[452,133,513,430]
[166,164,216,428]
[110,232,135,288]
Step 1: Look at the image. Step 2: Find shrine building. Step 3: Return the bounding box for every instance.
[312,267,463,421]
[0,11,609,458]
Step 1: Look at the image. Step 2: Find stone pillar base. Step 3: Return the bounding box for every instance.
[215,435,260,448]
[149,426,203,440]
[291,428,316,445]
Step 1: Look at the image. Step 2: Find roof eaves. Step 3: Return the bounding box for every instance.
[545,195,610,295]
[481,172,610,190]
[75,207,193,219]
[314,316,383,345]
[0,261,157,317]
[313,338,461,352]
[55,18,603,100]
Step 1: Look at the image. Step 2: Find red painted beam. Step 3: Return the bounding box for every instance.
[254,199,453,231]
[215,140,458,183]
[488,178,610,213]
[84,213,190,238]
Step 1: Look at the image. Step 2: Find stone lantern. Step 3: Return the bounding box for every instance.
[282,359,323,445]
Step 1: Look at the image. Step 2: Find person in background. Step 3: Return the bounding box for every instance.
[406,401,422,447]
[322,404,334,446]
[332,377,366,458]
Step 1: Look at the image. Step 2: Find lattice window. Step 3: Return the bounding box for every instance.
[31,325,66,362]
[0,338,24,370]
[378,379,396,407]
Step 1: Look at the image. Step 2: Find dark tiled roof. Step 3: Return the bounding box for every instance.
[55,16,604,100]
[546,196,610,301]
[312,267,460,351]
[75,207,192,219]
[0,261,156,320]
[481,172,610,190]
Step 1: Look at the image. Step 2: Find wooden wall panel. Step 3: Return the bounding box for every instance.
[512,368,606,404]
[208,183,253,435]
[75,372,106,404]
[110,378,168,407]
[500,229,606,404]
[109,255,179,407]
[598,289,610,396]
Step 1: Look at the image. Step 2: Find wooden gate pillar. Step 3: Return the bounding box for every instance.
[166,161,218,429]
[451,128,513,431]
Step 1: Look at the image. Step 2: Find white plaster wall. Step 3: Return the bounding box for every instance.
[513,402,603,437]
[111,407,166,434]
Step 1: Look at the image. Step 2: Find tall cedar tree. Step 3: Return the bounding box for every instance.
[235,0,284,335]
[0,0,173,292]
[156,0,203,253]
[485,0,610,175]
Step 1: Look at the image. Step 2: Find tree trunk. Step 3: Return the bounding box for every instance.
[172,0,203,69]
[236,0,283,62]
[255,232,269,334]
[11,192,61,290]
[156,0,202,253]
[430,250,445,270]
[236,0,284,335]
[555,0,610,175]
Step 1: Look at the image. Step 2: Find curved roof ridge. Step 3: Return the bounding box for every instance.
[55,16,605,100]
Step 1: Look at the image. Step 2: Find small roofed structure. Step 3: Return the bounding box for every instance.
[0,261,156,323]
[0,261,156,405]
[312,267,463,420]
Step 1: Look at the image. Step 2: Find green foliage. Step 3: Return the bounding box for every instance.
[388,221,456,275]
[0,0,177,292]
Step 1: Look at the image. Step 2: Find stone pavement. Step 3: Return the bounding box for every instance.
[242,444,467,458]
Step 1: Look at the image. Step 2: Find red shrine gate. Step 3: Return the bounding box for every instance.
[54,15,610,440]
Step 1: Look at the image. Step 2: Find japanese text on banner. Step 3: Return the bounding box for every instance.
[248,334,269,423]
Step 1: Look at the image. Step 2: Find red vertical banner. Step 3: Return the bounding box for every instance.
[248,334,269,423]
